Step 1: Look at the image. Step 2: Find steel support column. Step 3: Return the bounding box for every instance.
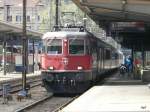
[55,0,59,31]
[22,0,28,91]
[32,40,34,73]
[142,43,145,67]
[2,36,6,75]
[83,13,87,29]
[131,45,134,72]
[10,35,13,68]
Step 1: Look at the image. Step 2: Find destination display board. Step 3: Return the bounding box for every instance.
[110,22,145,32]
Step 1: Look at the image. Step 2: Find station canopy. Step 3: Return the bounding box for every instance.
[73,0,150,50]
[73,0,150,22]
[0,21,42,39]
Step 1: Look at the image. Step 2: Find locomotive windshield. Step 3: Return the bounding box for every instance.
[69,39,84,54]
[47,39,62,54]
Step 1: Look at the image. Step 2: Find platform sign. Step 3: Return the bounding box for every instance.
[110,22,145,32]
[15,55,22,72]
[2,83,11,97]
[2,83,11,104]
[15,55,22,66]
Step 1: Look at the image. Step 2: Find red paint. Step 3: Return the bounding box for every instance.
[41,54,92,71]
[0,54,15,63]
[41,37,92,71]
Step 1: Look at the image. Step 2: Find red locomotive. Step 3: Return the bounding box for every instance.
[41,28,123,93]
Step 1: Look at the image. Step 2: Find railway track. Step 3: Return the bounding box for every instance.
[17,72,117,112]
[0,75,42,96]
[15,94,53,112]
[0,73,77,112]
[52,96,79,112]
[15,95,78,112]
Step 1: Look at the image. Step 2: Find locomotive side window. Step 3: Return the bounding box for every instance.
[47,39,62,54]
[69,39,84,55]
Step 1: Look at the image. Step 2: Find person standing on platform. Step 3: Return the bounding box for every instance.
[128,55,133,73]
[124,55,132,77]
[134,57,141,76]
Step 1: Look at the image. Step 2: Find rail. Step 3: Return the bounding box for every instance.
[15,94,53,112]
[0,75,42,96]
[52,96,79,112]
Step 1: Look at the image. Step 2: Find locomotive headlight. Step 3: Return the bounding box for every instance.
[77,66,83,70]
[49,66,54,70]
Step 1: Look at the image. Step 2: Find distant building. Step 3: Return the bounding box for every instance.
[0,0,44,31]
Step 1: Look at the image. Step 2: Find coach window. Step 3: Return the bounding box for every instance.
[69,39,84,55]
[47,39,62,54]
[105,50,111,59]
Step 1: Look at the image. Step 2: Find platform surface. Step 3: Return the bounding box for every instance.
[0,71,41,82]
[61,85,150,112]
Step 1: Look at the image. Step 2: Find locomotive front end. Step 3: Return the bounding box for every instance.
[41,32,92,94]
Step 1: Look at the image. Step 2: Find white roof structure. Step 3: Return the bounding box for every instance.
[0,20,43,38]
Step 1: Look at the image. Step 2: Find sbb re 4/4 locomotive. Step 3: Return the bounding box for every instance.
[41,30,123,94]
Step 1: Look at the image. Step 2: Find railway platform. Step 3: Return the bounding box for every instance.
[0,71,41,83]
[60,72,150,112]
[103,72,144,85]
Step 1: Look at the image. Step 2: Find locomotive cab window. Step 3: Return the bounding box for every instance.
[47,39,62,54]
[69,39,85,55]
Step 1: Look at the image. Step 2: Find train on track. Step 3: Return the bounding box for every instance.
[41,27,123,94]
[0,45,40,73]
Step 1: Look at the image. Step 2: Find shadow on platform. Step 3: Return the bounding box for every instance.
[103,72,145,85]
